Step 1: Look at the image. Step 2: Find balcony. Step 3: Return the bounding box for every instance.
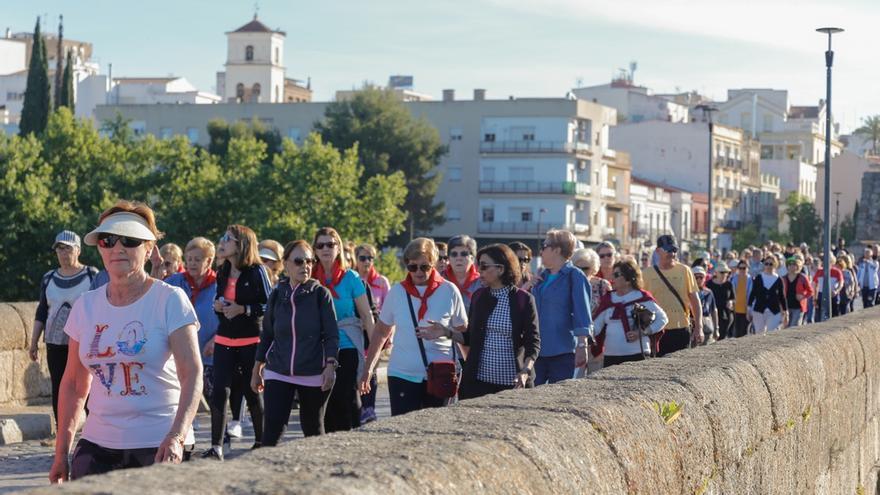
[601,187,617,199]
[719,220,742,230]
[478,221,590,235]
[479,181,590,195]
[479,140,590,154]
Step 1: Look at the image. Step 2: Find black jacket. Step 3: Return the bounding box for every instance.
[748,274,787,315]
[215,262,272,340]
[459,286,540,398]
[257,278,339,377]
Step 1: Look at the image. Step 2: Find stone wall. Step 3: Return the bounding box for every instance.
[31,308,880,494]
[0,302,51,406]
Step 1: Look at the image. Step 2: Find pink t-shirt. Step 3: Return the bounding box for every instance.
[367,275,391,310]
[264,285,322,388]
[222,277,237,302]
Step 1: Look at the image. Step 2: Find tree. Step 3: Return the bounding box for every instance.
[100,112,135,145]
[855,116,880,155]
[19,18,51,137]
[785,193,822,246]
[315,86,448,242]
[59,50,74,112]
[206,117,281,162]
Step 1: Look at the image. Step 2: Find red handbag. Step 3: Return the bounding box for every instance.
[406,294,459,399]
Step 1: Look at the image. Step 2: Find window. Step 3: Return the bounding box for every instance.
[607,173,617,189]
[483,133,496,142]
[288,128,301,142]
[760,145,773,159]
[274,47,280,64]
[186,127,199,143]
[252,83,261,102]
[236,83,245,100]
[521,210,533,222]
[129,121,146,136]
[482,166,495,181]
[447,208,461,221]
[159,127,173,140]
[449,128,463,141]
[448,166,462,181]
[509,166,533,181]
[510,207,532,222]
[245,45,254,61]
[482,208,495,222]
[523,133,535,141]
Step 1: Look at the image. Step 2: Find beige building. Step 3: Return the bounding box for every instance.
[95,94,631,247]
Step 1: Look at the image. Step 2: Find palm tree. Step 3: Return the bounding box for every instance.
[854,115,880,155]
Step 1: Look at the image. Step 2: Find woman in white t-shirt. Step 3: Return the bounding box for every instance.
[49,201,202,483]
[360,237,468,416]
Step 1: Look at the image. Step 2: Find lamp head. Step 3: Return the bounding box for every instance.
[816,27,844,34]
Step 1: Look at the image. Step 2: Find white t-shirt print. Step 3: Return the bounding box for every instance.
[64,280,199,449]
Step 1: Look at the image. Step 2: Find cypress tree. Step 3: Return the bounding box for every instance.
[59,50,74,112]
[19,18,51,136]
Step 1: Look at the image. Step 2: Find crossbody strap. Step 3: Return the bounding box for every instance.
[653,265,690,317]
[405,294,431,369]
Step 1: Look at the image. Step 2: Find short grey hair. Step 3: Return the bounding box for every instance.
[447,234,477,256]
[571,248,600,277]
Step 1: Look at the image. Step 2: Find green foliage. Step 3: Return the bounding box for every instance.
[59,50,74,112]
[206,117,281,162]
[785,193,822,246]
[650,400,683,425]
[732,224,790,251]
[19,18,51,137]
[374,248,405,284]
[854,116,880,155]
[0,112,408,300]
[315,86,448,242]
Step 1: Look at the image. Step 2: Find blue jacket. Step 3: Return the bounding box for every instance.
[531,261,592,357]
[166,272,219,366]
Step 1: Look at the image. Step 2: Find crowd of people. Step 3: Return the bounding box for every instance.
[31,199,878,483]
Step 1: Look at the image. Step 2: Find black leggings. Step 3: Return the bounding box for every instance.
[45,343,68,425]
[603,353,645,367]
[733,313,750,338]
[70,438,156,480]
[324,348,361,432]
[263,380,331,444]
[210,344,263,446]
[388,376,448,416]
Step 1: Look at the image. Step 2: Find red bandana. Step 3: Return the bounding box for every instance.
[314,260,345,299]
[366,266,383,290]
[401,268,445,321]
[445,264,480,299]
[183,269,217,304]
[590,290,661,357]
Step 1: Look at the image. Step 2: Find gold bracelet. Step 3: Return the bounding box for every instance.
[166,432,185,446]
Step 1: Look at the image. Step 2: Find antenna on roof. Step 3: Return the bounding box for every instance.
[629,61,637,84]
[575,76,583,88]
[253,1,260,19]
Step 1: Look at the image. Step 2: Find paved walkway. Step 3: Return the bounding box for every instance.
[0,388,390,493]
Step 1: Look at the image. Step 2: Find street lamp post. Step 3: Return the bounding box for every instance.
[834,191,841,244]
[817,26,843,322]
[696,104,718,253]
[536,207,547,255]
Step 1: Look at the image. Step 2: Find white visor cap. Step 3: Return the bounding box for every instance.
[84,212,158,246]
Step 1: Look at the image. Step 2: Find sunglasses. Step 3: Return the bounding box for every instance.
[542,243,553,250]
[612,271,624,278]
[97,233,144,249]
[598,253,614,259]
[438,255,449,262]
[478,263,503,271]
[519,257,531,264]
[577,265,591,272]
[449,251,470,258]
[406,263,432,273]
[763,262,774,267]
[315,241,337,250]
[291,257,315,267]
[220,232,237,243]
[738,266,747,270]
[358,255,374,262]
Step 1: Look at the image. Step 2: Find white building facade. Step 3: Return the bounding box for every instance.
[216,16,286,104]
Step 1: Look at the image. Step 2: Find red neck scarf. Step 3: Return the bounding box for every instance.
[401,268,445,321]
[184,269,217,304]
[365,266,383,290]
[314,260,345,299]
[590,289,657,357]
[446,264,480,299]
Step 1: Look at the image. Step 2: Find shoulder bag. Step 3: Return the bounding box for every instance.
[406,294,459,399]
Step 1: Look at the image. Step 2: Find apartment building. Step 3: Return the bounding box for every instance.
[630,177,693,254]
[572,77,689,124]
[95,93,631,247]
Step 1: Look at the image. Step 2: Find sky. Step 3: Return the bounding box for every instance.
[5,0,876,133]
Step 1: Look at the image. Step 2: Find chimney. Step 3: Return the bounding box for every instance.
[474,89,486,101]
[442,89,455,102]
[4,28,10,39]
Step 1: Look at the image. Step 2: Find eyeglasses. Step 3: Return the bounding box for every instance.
[220,232,237,243]
[518,257,531,264]
[358,255,374,262]
[449,251,470,258]
[291,257,315,267]
[478,263,503,271]
[315,241,338,250]
[97,233,144,249]
[542,242,554,251]
[598,253,614,259]
[737,266,747,270]
[763,262,774,267]
[612,271,624,279]
[438,255,449,262]
[406,263,432,273]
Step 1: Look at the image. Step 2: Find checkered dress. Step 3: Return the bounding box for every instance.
[477,287,518,385]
